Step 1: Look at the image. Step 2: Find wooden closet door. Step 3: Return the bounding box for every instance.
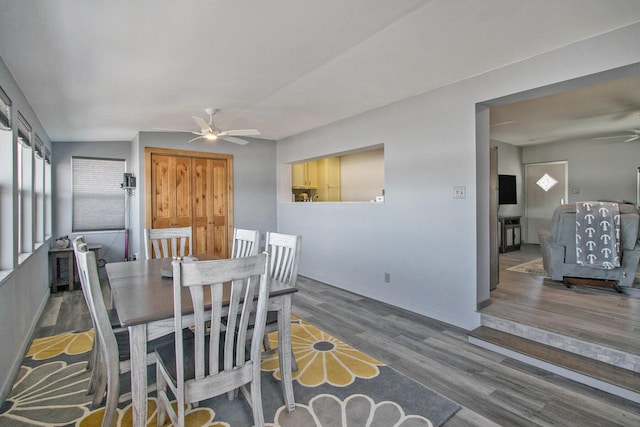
[192,158,229,257]
[150,154,192,228]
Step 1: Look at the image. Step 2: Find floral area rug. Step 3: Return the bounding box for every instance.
[506,258,548,277]
[0,319,459,426]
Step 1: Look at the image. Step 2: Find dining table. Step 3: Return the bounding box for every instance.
[106,255,298,427]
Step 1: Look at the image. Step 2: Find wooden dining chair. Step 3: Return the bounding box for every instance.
[144,226,193,259]
[155,253,270,427]
[231,228,260,258]
[262,232,301,367]
[72,237,123,396]
[74,240,174,427]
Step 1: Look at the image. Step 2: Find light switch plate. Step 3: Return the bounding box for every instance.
[453,186,466,199]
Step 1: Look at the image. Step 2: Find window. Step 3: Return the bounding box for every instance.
[34,134,45,244]
[0,85,10,131]
[0,87,51,275]
[44,147,51,239]
[17,112,33,259]
[72,157,125,232]
[0,85,12,272]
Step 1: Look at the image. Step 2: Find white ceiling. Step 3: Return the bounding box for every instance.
[490,72,640,146]
[0,0,639,143]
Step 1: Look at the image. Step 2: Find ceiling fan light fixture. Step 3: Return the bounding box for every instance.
[156,108,259,145]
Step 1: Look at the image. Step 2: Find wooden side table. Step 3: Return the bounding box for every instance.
[49,244,101,293]
[498,216,521,253]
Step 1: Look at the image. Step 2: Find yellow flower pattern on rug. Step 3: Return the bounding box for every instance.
[27,330,94,360]
[77,398,229,427]
[261,319,383,387]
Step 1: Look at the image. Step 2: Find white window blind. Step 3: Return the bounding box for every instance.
[16,112,32,256]
[34,134,44,159]
[0,85,10,130]
[17,112,31,147]
[72,157,125,232]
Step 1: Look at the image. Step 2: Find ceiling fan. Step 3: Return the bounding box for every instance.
[593,129,640,143]
[156,108,261,145]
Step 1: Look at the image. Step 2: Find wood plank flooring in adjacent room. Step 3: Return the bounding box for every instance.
[32,252,640,426]
[489,244,640,359]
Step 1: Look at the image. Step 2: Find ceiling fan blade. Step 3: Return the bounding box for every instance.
[153,127,196,133]
[594,129,640,142]
[221,129,261,137]
[192,116,211,133]
[188,135,206,143]
[592,135,628,140]
[220,135,250,145]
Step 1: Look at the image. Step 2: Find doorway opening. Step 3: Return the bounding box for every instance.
[524,161,568,244]
[480,63,640,298]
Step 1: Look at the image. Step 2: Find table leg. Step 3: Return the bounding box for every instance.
[278,295,296,412]
[67,252,74,290]
[129,324,148,427]
[51,255,58,293]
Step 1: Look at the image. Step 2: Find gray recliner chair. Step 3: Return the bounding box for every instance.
[538,203,640,288]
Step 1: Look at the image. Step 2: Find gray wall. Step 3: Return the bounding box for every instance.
[523,138,640,204]
[52,140,134,263]
[0,57,52,400]
[276,24,640,330]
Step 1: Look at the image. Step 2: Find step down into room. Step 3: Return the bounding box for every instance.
[468,326,640,403]
[478,312,640,372]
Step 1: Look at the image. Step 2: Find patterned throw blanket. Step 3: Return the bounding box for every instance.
[575,201,620,269]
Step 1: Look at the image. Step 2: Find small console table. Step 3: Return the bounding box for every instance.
[499,216,521,253]
[49,244,101,293]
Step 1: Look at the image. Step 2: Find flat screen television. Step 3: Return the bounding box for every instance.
[498,174,517,205]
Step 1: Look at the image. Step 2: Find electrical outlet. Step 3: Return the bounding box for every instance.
[453,186,466,199]
[130,253,138,261]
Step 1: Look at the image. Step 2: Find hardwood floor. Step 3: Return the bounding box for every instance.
[489,244,640,361]
[31,253,640,426]
[293,272,640,426]
[33,286,93,338]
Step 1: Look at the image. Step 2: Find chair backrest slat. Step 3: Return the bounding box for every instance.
[145,226,193,259]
